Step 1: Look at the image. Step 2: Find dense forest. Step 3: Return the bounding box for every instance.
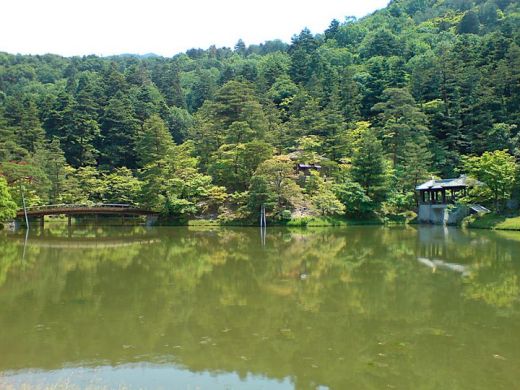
[1,0,519,223]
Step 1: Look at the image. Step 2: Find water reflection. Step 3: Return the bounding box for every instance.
[0,226,519,389]
[417,257,472,276]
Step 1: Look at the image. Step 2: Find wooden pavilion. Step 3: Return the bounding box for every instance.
[416,175,471,205]
[415,175,488,225]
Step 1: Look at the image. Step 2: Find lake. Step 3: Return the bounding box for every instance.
[0,225,519,389]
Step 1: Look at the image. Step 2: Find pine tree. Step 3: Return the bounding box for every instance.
[44,89,99,167]
[136,114,174,167]
[17,97,45,153]
[397,139,433,195]
[289,28,319,85]
[100,93,140,168]
[372,88,429,167]
[154,63,186,109]
[351,129,388,203]
[457,11,480,34]
[234,39,247,56]
[33,138,68,203]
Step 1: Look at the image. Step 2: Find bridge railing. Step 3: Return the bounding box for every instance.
[23,203,136,212]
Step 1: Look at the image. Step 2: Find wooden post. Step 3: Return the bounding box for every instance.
[20,184,29,229]
[68,215,72,228]
[40,216,45,229]
[260,205,267,228]
[260,205,266,246]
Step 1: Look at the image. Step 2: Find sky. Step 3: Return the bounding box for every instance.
[1,0,390,57]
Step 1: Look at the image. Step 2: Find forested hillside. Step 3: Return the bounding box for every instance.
[1,0,519,222]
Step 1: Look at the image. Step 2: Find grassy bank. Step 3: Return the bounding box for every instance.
[186,215,413,228]
[283,216,383,227]
[465,213,520,231]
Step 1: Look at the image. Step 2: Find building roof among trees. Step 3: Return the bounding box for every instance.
[416,175,473,191]
[297,164,322,170]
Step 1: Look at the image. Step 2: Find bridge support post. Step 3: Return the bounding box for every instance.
[39,216,44,229]
[68,215,72,228]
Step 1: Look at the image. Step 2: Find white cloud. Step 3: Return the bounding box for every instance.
[0,0,389,56]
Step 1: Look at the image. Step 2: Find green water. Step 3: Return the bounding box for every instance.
[0,225,519,389]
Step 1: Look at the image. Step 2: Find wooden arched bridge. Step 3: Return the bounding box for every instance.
[16,204,159,227]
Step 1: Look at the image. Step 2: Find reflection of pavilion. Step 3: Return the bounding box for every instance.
[417,226,476,274]
[417,257,472,277]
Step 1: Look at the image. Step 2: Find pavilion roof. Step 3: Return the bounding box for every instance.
[416,175,474,191]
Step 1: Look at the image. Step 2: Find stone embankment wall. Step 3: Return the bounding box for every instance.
[418,205,470,225]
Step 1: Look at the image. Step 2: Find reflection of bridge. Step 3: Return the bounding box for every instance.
[9,235,161,249]
[16,204,160,227]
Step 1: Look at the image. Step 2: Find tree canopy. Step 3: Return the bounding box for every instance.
[0,0,519,221]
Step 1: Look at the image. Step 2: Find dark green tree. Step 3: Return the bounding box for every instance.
[135,114,174,167]
[457,11,480,34]
[99,93,140,168]
[372,88,430,167]
[351,129,388,203]
[33,138,69,203]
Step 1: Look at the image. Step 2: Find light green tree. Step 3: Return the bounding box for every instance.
[102,168,142,204]
[140,141,220,217]
[209,141,273,191]
[0,161,50,206]
[305,171,345,216]
[463,150,517,211]
[0,177,17,221]
[248,155,302,216]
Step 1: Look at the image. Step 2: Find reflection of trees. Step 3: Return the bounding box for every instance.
[416,226,520,309]
[0,226,519,389]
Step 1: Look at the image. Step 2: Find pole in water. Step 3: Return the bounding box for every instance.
[260,205,267,228]
[260,204,267,246]
[22,227,29,262]
[20,184,29,229]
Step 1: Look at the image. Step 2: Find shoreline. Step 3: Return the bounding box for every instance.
[5,214,520,232]
[463,213,520,232]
